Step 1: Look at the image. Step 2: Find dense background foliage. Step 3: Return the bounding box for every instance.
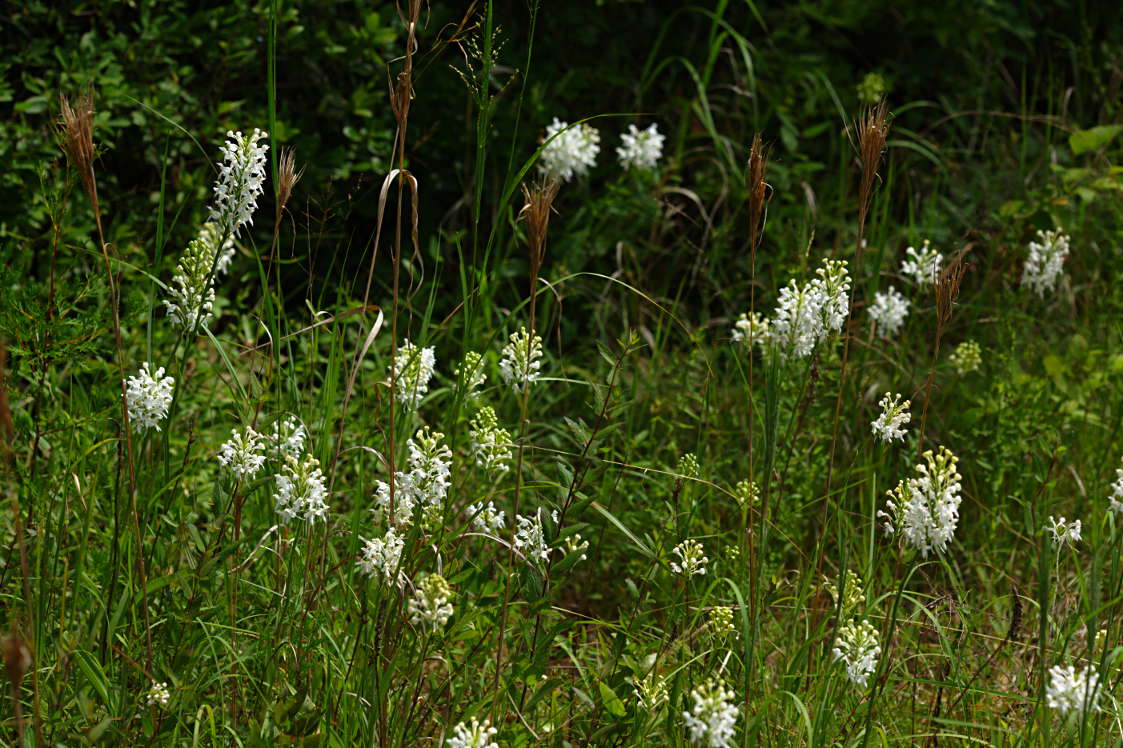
[3,0,1123,745]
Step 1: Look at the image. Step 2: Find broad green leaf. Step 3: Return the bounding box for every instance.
[1069,125,1123,155]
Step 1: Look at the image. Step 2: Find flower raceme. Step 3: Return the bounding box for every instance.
[498,326,543,392]
[373,427,452,527]
[1046,515,1082,547]
[209,128,269,241]
[868,285,910,339]
[356,527,405,586]
[125,362,174,433]
[616,123,665,171]
[539,118,600,182]
[217,425,266,478]
[832,619,881,687]
[445,718,498,748]
[879,446,963,558]
[731,258,850,361]
[870,393,911,443]
[1021,229,1070,297]
[273,454,329,524]
[682,680,738,748]
[1047,664,1101,715]
[670,539,709,576]
[391,339,436,409]
[408,573,455,633]
[1110,456,1123,514]
[900,239,942,286]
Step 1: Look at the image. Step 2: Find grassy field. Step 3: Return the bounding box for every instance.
[3,1,1123,746]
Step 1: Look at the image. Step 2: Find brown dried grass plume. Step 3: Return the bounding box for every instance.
[746,133,769,252]
[520,178,560,279]
[58,91,97,204]
[852,101,890,237]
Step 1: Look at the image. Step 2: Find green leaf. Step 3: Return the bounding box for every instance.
[598,681,626,717]
[1069,125,1123,155]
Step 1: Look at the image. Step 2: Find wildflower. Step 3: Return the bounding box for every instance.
[217,425,267,478]
[1047,664,1100,715]
[391,339,436,410]
[469,500,506,535]
[273,455,329,523]
[1021,229,1070,297]
[948,341,982,374]
[870,392,911,443]
[616,123,665,171]
[832,619,881,687]
[1047,516,1082,547]
[682,679,738,748]
[539,118,600,182]
[125,363,174,433]
[878,446,963,557]
[705,606,736,636]
[857,72,888,104]
[514,507,557,565]
[868,286,910,339]
[1110,457,1123,514]
[408,573,455,633]
[633,671,669,711]
[730,311,770,348]
[374,427,452,526]
[767,258,851,360]
[678,453,700,478]
[267,416,307,461]
[209,128,269,241]
[164,232,217,330]
[670,539,709,576]
[356,527,405,586]
[733,479,760,508]
[562,533,589,561]
[823,569,866,619]
[469,406,512,475]
[145,681,171,708]
[446,718,499,748]
[900,240,942,286]
[455,351,487,397]
[498,326,543,392]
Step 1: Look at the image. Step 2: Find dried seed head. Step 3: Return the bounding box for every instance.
[852,101,890,234]
[1,633,30,688]
[935,249,969,325]
[746,133,769,252]
[520,179,560,277]
[58,91,97,203]
[277,146,303,215]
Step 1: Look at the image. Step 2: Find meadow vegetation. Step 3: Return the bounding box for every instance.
[2,1,1123,745]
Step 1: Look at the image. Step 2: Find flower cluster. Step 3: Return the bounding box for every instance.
[633,671,669,711]
[733,479,760,508]
[670,539,709,576]
[752,258,851,360]
[730,312,769,347]
[374,428,453,526]
[209,129,269,240]
[562,532,589,561]
[678,453,700,478]
[870,392,911,443]
[469,406,512,475]
[514,507,557,565]
[824,570,866,619]
[879,446,963,557]
[408,573,455,633]
[498,326,543,392]
[540,118,601,182]
[868,286,910,339]
[455,351,487,397]
[145,681,171,708]
[392,339,437,409]
[832,619,881,687]
[356,527,405,586]
[469,500,506,535]
[682,680,738,748]
[1047,515,1082,547]
[217,425,267,478]
[1046,664,1101,715]
[900,239,942,286]
[445,718,498,748]
[164,227,223,330]
[125,363,175,433]
[268,416,307,461]
[617,123,665,171]
[949,341,982,374]
[706,606,736,636]
[1110,457,1123,514]
[273,455,329,523]
[1021,229,1070,297]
